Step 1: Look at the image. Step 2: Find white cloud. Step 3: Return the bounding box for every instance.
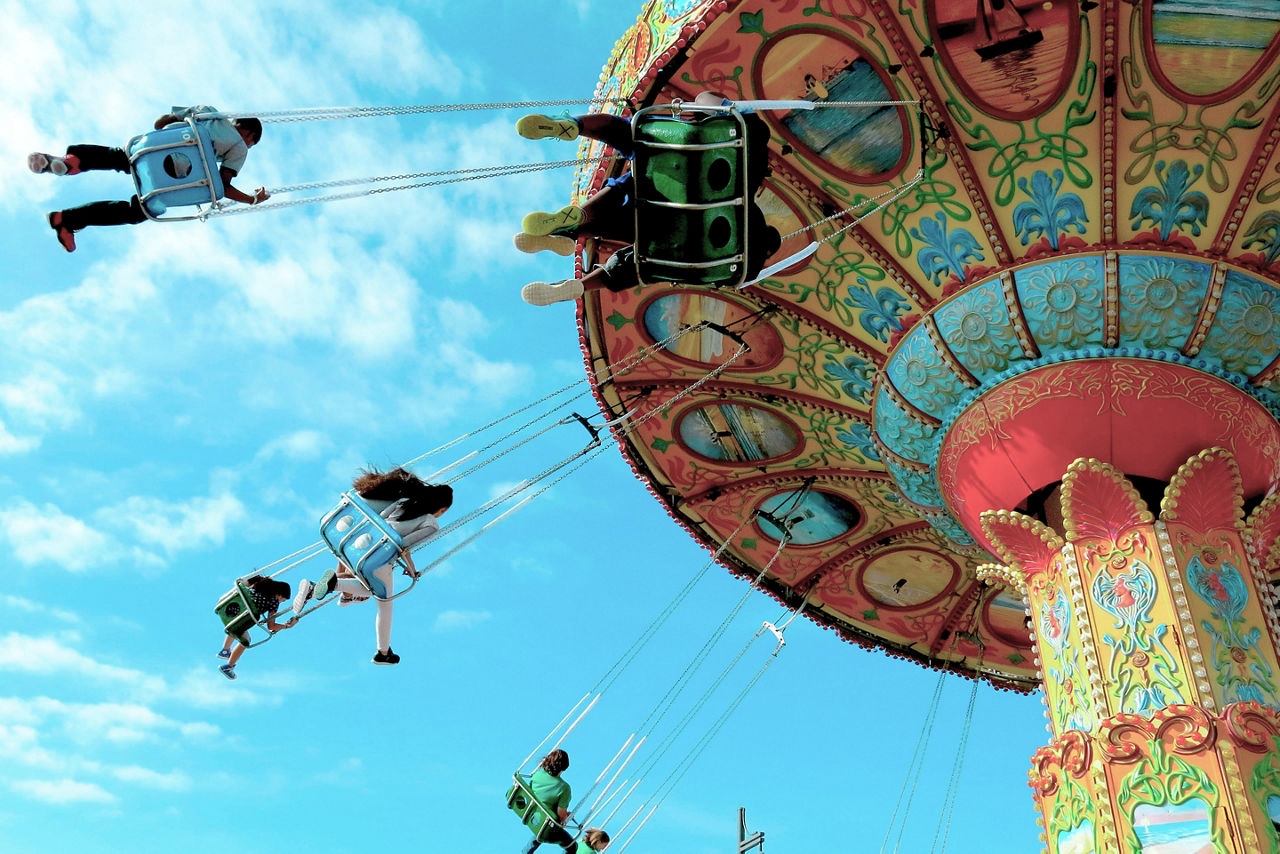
[102,490,247,558]
[11,778,116,805]
[0,595,80,624]
[110,766,192,792]
[433,609,492,632]
[0,418,38,455]
[0,635,166,698]
[256,429,333,462]
[0,500,118,571]
[0,366,81,431]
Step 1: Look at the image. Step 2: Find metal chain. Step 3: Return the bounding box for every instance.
[202,98,630,124]
[780,169,923,242]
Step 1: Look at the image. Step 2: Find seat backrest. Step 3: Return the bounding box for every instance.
[127,121,225,216]
[506,774,562,841]
[632,106,750,287]
[319,491,405,596]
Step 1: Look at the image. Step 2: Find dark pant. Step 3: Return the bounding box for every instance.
[577,113,634,158]
[59,144,147,231]
[522,826,575,854]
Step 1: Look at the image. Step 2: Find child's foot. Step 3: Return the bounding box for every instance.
[219,664,237,680]
[292,579,314,614]
[314,568,337,599]
[338,593,369,607]
[521,205,585,237]
[516,115,579,141]
[28,152,70,175]
[522,280,585,307]
[47,211,75,253]
[372,648,400,665]
[513,232,576,257]
[217,647,231,660]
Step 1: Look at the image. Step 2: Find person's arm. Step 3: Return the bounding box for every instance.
[220,167,270,205]
[402,550,419,578]
[265,610,297,632]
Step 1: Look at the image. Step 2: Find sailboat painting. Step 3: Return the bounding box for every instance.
[974,0,1043,59]
[928,0,1078,120]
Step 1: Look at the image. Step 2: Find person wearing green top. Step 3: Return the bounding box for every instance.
[523,750,576,854]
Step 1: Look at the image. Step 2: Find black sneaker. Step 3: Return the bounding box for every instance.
[372,648,400,665]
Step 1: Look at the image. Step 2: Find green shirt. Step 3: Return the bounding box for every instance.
[529,768,571,818]
[575,840,599,854]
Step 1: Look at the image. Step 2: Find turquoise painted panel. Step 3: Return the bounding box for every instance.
[1116,254,1209,353]
[1015,255,1105,355]
[887,460,943,508]
[925,513,976,546]
[1198,270,1280,377]
[933,279,1023,379]
[874,387,937,463]
[884,323,964,420]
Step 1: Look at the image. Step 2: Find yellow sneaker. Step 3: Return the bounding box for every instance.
[516,114,579,141]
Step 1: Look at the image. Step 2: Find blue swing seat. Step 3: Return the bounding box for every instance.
[319,490,406,599]
[126,118,224,221]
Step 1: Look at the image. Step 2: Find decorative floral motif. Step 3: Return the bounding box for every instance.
[824,354,874,403]
[1116,255,1207,351]
[886,325,965,420]
[1012,169,1089,251]
[1017,256,1104,350]
[910,211,985,286]
[926,513,975,546]
[1242,211,1280,267]
[843,276,910,342]
[1203,272,1280,375]
[874,388,936,462]
[1186,555,1277,706]
[934,280,1023,376]
[887,460,942,507]
[836,422,881,462]
[1129,160,1210,242]
[1092,558,1185,714]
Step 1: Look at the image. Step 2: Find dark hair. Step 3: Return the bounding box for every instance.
[584,829,610,850]
[354,467,453,521]
[246,575,291,600]
[233,117,264,144]
[540,749,570,776]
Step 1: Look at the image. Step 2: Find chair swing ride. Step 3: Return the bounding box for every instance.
[181,2,1102,849]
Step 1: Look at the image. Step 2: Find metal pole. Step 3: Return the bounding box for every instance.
[738,807,765,853]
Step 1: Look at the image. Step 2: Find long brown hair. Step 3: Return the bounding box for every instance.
[539,749,570,776]
[353,466,453,521]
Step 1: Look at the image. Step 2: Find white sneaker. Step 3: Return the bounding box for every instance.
[28,152,69,175]
[292,579,314,614]
[521,279,585,306]
[513,232,576,257]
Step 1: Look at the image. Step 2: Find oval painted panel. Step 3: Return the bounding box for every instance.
[928,0,1081,121]
[1145,0,1280,102]
[859,547,959,609]
[984,589,1031,647]
[640,291,784,369]
[756,489,862,544]
[676,401,801,464]
[750,26,909,184]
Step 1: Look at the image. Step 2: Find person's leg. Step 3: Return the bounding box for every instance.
[577,113,634,158]
[372,565,394,653]
[64,144,131,174]
[219,635,234,658]
[58,197,146,231]
[228,643,247,666]
[521,838,542,854]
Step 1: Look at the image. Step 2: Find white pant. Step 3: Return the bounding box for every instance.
[336,564,393,652]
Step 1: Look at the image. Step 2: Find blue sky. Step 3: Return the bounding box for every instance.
[0,1,1050,851]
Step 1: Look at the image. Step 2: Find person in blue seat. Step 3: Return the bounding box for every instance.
[216,575,297,680]
[522,749,577,854]
[514,92,779,306]
[295,466,452,665]
[29,105,270,253]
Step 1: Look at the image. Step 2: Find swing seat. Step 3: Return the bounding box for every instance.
[214,579,260,646]
[632,104,750,288]
[318,490,405,600]
[506,774,566,842]
[126,118,224,221]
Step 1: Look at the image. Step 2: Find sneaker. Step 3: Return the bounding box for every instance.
[217,647,231,660]
[521,205,585,237]
[516,114,579,141]
[28,152,69,176]
[513,232,576,257]
[372,648,400,665]
[47,211,75,253]
[339,593,370,607]
[292,579,314,614]
[314,567,337,599]
[522,280,585,306]
[219,664,237,680]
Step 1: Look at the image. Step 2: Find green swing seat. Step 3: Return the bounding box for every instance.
[632,104,751,288]
[213,579,264,646]
[506,773,569,843]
